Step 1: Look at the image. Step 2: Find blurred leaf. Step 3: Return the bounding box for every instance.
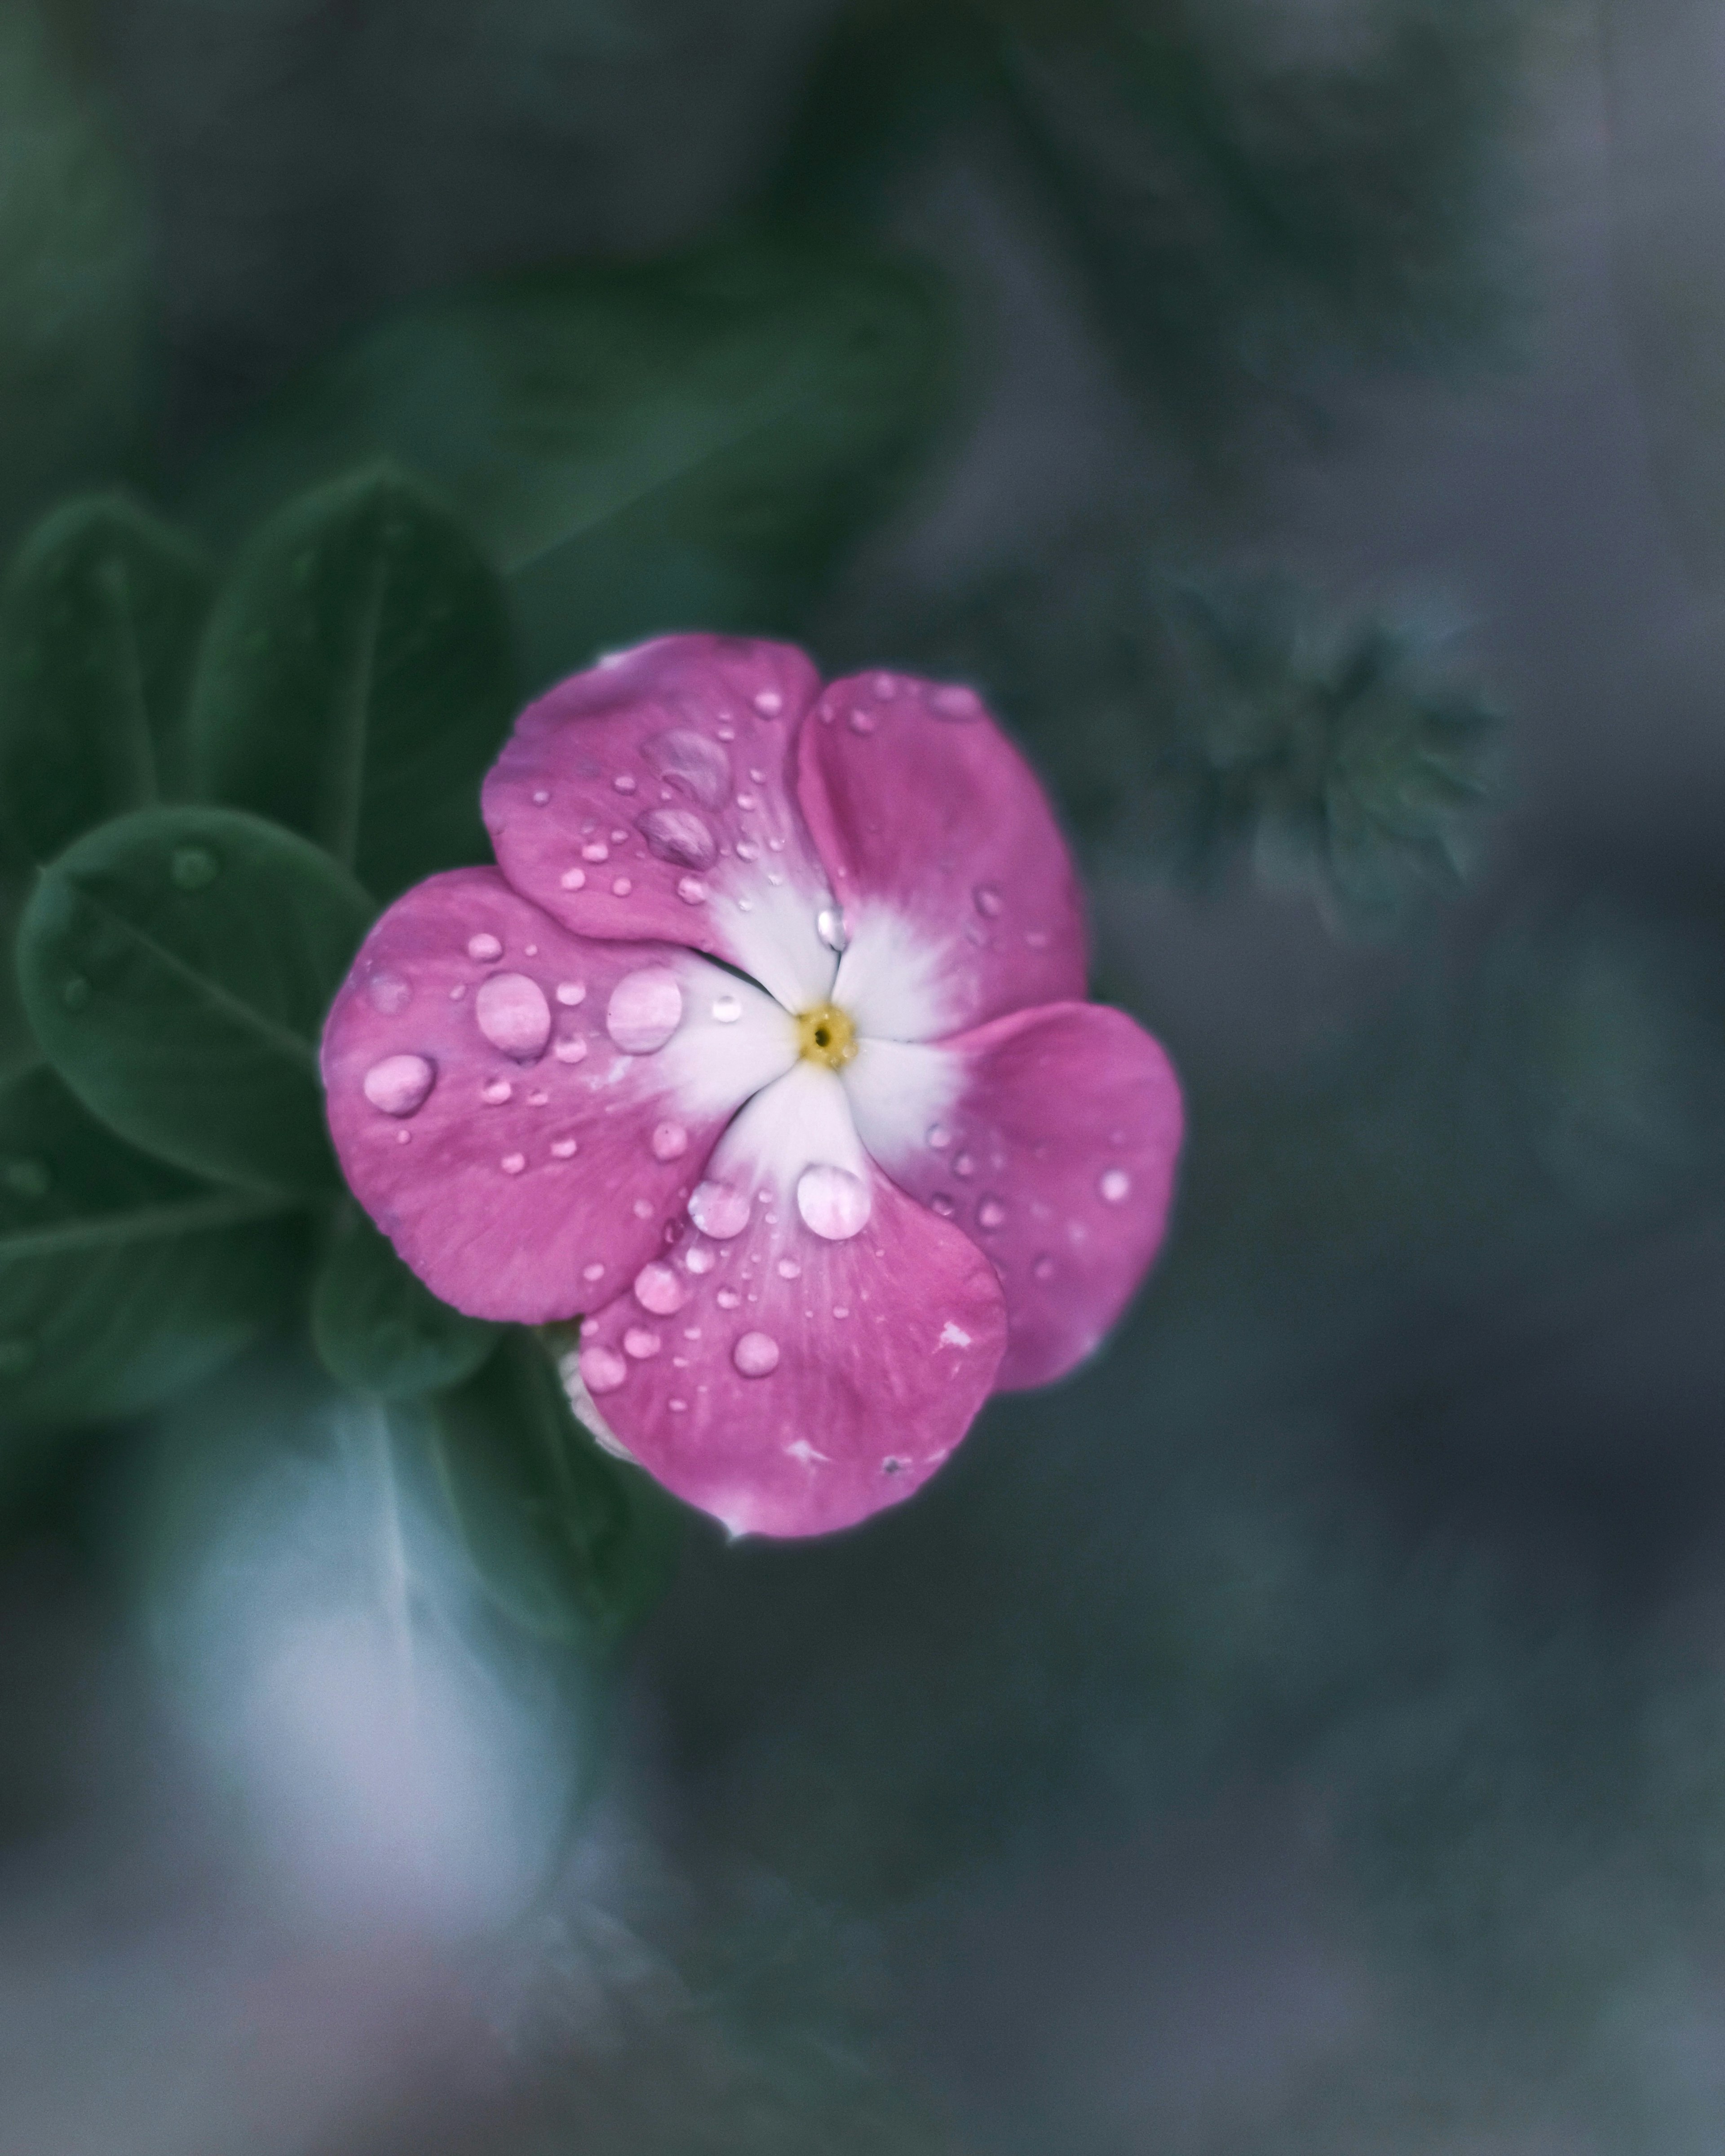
[0,495,213,875]
[432,1328,682,1655]
[0,1062,300,1428]
[188,467,516,900]
[17,804,374,1194]
[181,233,955,687]
[0,3,152,547]
[312,1200,500,1399]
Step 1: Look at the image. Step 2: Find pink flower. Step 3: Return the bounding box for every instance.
[321,636,1183,1537]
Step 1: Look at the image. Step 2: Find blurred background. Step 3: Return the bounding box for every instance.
[6,0,1725,2148]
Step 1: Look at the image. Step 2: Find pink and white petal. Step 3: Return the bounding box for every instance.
[321,867,796,1325]
[483,634,840,1010]
[843,1002,1183,1391]
[571,1062,1008,1538]
[796,669,1088,1039]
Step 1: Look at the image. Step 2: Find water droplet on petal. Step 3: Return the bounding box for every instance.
[1032,1254,1056,1282]
[170,844,220,890]
[552,1138,577,1158]
[475,972,551,1060]
[953,1152,976,1179]
[733,1330,780,1376]
[580,1344,627,1395]
[734,838,761,862]
[776,1258,801,1280]
[752,690,783,717]
[363,1053,436,1117]
[973,883,1004,918]
[1025,929,1051,951]
[527,1089,549,1106]
[449,984,466,1000]
[651,1121,688,1162]
[367,971,411,1014]
[555,981,586,1007]
[643,729,730,807]
[612,876,632,896]
[481,1077,512,1105]
[977,1196,1008,1230]
[467,932,503,963]
[1099,1168,1131,1203]
[639,806,718,870]
[560,867,586,891]
[624,1326,661,1359]
[716,1287,741,1310]
[500,1152,526,1175]
[929,1193,955,1218]
[606,967,683,1053]
[613,773,637,793]
[583,1261,606,1282]
[634,1261,687,1315]
[926,1123,952,1150]
[815,905,848,952]
[688,1181,751,1238]
[930,684,982,720]
[582,840,609,863]
[553,1036,588,1064]
[711,993,742,1025]
[685,1243,717,1275]
[677,876,707,905]
[796,1163,871,1241]
[847,706,877,735]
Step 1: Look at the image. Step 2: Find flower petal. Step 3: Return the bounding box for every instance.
[483,634,840,1010]
[843,1002,1183,1390]
[572,1062,1008,1537]
[321,868,796,1323]
[796,670,1088,1038]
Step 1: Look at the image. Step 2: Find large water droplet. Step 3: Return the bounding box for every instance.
[580,1343,628,1395]
[367,971,412,1014]
[688,1180,751,1239]
[977,1196,1008,1230]
[623,1325,661,1359]
[634,1261,687,1315]
[606,967,683,1053]
[643,728,730,807]
[170,844,220,891]
[816,906,848,953]
[677,875,707,905]
[733,1330,780,1377]
[711,993,742,1025]
[466,932,503,963]
[651,1121,689,1162]
[796,1163,871,1241]
[1099,1168,1131,1203]
[363,1053,436,1117]
[973,883,1004,918]
[475,972,551,1060]
[639,806,718,870]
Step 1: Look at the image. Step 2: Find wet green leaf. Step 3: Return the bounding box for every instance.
[312,1201,500,1399]
[0,1063,301,1427]
[181,233,954,687]
[17,804,375,1194]
[0,495,214,875]
[188,467,516,900]
[432,1328,682,1655]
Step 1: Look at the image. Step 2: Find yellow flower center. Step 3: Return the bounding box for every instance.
[796,1000,858,1070]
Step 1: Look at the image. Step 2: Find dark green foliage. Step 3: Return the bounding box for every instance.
[188,467,517,900]
[0,495,213,872]
[914,557,1499,927]
[433,1329,684,1655]
[16,804,375,1195]
[311,1201,500,1399]
[0,1063,298,1427]
[181,234,955,689]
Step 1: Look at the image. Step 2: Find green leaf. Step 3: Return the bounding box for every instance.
[311,1201,500,1398]
[187,468,516,900]
[432,1329,682,1655]
[180,233,955,688]
[16,804,375,1194]
[0,495,214,874]
[0,1062,301,1427]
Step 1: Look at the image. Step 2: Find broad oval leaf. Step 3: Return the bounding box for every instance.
[17,804,375,1194]
[0,494,214,874]
[188,468,516,900]
[0,1063,301,1427]
[312,1201,500,1398]
[181,234,954,688]
[432,1329,682,1656]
